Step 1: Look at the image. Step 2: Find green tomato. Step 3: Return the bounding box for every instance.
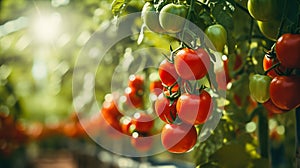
[205,24,227,52]
[142,2,165,33]
[247,0,284,21]
[249,74,272,103]
[257,20,280,41]
[159,4,188,33]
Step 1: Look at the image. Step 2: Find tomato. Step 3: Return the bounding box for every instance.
[128,75,144,90]
[174,48,210,80]
[120,116,132,135]
[176,90,213,125]
[158,59,179,86]
[257,21,280,41]
[276,34,300,68]
[247,0,284,21]
[101,99,123,129]
[270,76,300,110]
[131,112,154,133]
[131,133,153,152]
[149,80,163,96]
[155,93,177,123]
[249,74,271,103]
[159,4,188,33]
[125,87,144,108]
[263,55,286,78]
[142,2,165,33]
[263,99,288,114]
[205,24,227,52]
[161,123,197,153]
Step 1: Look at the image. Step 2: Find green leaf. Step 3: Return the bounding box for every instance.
[111,0,131,16]
[211,2,234,31]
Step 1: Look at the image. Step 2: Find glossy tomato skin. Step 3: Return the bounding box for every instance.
[249,74,271,103]
[263,99,288,114]
[142,2,165,33]
[247,0,284,21]
[161,123,197,153]
[205,24,227,52]
[159,59,179,86]
[276,34,300,68]
[159,4,188,33]
[257,21,280,41]
[177,91,213,125]
[155,93,177,123]
[270,76,300,110]
[150,80,163,96]
[263,55,287,78]
[174,48,210,80]
[131,113,154,133]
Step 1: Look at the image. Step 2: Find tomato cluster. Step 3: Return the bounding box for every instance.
[142,2,188,34]
[155,47,214,153]
[249,34,300,114]
[99,75,160,152]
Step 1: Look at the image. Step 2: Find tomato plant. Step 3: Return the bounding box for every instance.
[263,99,288,114]
[257,21,280,41]
[161,123,197,153]
[263,54,286,78]
[174,48,210,80]
[176,90,213,125]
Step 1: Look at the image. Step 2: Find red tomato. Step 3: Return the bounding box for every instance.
[131,113,154,133]
[125,87,144,108]
[154,93,177,123]
[128,75,144,90]
[263,55,287,78]
[150,80,163,96]
[174,48,210,80]
[120,116,132,135]
[262,99,288,114]
[176,91,213,125]
[131,133,153,152]
[101,100,123,130]
[270,76,300,110]
[276,34,300,68]
[158,59,179,86]
[161,123,197,153]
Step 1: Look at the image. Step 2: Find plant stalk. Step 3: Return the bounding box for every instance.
[258,106,269,159]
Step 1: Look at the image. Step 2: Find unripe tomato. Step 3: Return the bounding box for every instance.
[161,123,197,153]
[176,91,213,125]
[174,48,210,80]
[205,24,227,52]
[257,21,280,41]
[270,76,300,110]
[275,34,300,68]
[159,4,188,33]
[249,74,271,103]
[247,0,284,21]
[142,2,165,33]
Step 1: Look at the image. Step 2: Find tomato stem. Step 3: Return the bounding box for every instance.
[264,62,280,76]
[258,105,269,160]
[277,0,288,39]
